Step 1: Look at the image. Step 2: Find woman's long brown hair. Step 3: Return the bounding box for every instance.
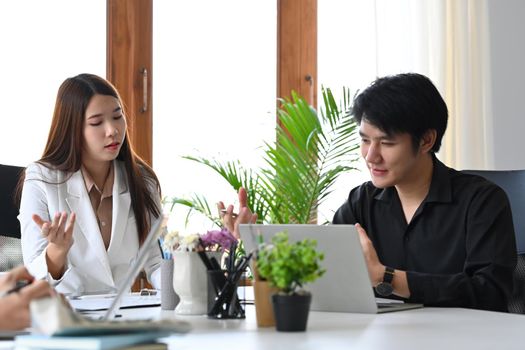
[18,73,161,244]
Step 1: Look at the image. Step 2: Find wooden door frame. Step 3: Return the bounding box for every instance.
[107,0,153,166]
[277,0,318,109]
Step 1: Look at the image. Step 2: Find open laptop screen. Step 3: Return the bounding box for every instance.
[102,215,167,320]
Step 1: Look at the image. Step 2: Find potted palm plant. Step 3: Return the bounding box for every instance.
[166,87,360,226]
[256,231,324,332]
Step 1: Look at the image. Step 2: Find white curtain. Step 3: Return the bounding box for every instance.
[374,0,493,170]
[442,0,493,170]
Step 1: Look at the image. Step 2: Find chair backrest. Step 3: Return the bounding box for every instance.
[463,169,525,313]
[0,164,25,271]
[0,236,23,271]
[0,164,24,238]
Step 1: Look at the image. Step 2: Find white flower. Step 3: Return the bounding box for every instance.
[162,230,181,253]
[180,233,201,251]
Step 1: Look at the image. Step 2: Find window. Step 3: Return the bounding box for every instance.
[0,0,106,166]
[317,1,440,221]
[153,1,277,232]
[317,1,377,221]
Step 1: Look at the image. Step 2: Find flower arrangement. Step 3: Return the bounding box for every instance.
[161,228,237,257]
[200,228,238,252]
[163,227,247,319]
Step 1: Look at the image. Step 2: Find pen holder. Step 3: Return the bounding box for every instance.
[160,258,179,310]
[207,269,245,319]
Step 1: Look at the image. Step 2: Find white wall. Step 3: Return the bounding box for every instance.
[488,0,525,170]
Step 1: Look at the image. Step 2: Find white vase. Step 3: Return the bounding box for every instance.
[172,251,222,315]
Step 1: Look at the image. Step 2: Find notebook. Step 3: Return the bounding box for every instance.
[239,224,423,314]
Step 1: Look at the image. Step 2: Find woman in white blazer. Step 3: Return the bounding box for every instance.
[18,74,162,294]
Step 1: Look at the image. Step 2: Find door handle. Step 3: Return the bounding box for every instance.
[140,68,148,113]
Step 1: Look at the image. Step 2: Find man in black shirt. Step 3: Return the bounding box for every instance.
[333,73,516,311]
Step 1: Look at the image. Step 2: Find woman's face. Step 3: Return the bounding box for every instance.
[82,94,127,167]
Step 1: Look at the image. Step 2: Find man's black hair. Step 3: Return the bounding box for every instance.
[352,73,448,153]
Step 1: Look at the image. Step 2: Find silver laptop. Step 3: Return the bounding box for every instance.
[101,215,167,320]
[239,224,422,314]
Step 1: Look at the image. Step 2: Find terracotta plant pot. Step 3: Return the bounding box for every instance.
[272,292,312,332]
[253,280,278,327]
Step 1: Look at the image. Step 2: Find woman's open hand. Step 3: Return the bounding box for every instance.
[32,211,76,279]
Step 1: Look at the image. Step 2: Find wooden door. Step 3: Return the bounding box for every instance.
[107,0,153,166]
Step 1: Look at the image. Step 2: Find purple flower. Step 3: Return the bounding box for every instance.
[200,228,237,252]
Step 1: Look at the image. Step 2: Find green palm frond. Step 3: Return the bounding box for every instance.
[168,194,221,228]
[263,88,359,223]
[174,156,273,224]
[168,87,360,227]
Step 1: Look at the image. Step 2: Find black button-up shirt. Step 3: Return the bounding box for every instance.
[333,157,517,312]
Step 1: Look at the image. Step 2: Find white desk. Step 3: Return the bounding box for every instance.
[115,305,524,350]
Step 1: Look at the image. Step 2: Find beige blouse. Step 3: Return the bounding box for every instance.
[81,164,114,250]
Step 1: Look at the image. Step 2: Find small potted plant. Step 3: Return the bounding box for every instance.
[256,231,325,332]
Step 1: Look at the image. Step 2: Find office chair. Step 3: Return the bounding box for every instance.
[0,164,25,271]
[463,169,525,314]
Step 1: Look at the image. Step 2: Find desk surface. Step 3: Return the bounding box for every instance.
[114,305,524,350]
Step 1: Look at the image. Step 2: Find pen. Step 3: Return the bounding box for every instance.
[158,237,166,259]
[0,280,30,298]
[197,250,214,271]
[220,209,238,218]
[209,256,221,270]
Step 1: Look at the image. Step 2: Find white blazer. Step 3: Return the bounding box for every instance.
[19,160,161,294]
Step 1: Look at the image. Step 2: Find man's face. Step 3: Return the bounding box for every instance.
[359,120,423,189]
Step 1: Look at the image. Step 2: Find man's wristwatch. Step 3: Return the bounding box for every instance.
[375,266,395,297]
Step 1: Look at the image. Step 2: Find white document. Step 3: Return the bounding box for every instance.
[68,293,161,311]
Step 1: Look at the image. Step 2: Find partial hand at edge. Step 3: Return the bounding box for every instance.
[0,271,53,331]
[217,187,257,239]
[0,265,34,292]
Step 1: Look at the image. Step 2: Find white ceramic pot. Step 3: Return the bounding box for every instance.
[172,251,222,315]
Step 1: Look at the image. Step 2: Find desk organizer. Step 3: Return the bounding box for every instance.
[207,269,245,319]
